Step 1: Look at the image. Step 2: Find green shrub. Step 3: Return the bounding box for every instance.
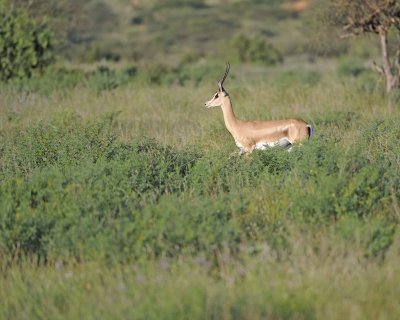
[85,65,138,92]
[153,0,206,9]
[0,112,117,175]
[87,66,122,91]
[0,67,84,93]
[275,69,321,87]
[136,63,174,85]
[0,1,54,80]
[175,64,227,86]
[0,65,139,94]
[226,34,283,65]
[0,112,399,262]
[365,221,396,259]
[83,45,122,63]
[337,58,368,77]
[179,52,204,66]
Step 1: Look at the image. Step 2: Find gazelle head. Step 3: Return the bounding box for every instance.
[205,63,230,108]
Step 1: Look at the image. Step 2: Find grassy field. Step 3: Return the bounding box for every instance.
[0,59,399,319]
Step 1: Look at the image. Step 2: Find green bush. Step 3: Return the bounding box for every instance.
[0,67,84,93]
[0,65,140,94]
[275,69,321,87]
[337,58,368,77]
[227,34,283,65]
[1,63,220,93]
[0,112,117,176]
[365,221,396,259]
[175,64,223,86]
[87,66,124,92]
[152,0,206,9]
[0,112,399,262]
[0,1,54,80]
[82,44,122,63]
[136,63,174,85]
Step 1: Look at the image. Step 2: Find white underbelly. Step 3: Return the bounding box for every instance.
[235,138,292,153]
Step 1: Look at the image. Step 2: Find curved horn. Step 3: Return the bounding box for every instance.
[219,62,230,86]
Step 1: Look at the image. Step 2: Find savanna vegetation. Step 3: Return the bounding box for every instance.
[0,0,399,319]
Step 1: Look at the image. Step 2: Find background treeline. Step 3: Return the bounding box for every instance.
[3,0,399,96]
[0,0,392,96]
[3,0,299,63]
[2,0,388,71]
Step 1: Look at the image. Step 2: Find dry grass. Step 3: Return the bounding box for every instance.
[1,229,399,319]
[0,62,394,149]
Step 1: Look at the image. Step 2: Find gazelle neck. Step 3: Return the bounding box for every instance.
[220,96,239,135]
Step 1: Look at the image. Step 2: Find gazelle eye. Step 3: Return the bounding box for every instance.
[215,94,219,98]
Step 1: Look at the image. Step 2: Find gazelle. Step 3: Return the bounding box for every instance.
[204,63,313,154]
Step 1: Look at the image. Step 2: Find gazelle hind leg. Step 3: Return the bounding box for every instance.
[278,137,294,152]
[278,137,292,148]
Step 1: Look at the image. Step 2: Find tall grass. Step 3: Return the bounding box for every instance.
[1,232,400,319]
[0,63,399,319]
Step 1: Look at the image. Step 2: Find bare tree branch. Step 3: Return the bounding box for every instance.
[372,61,385,77]
[328,0,400,93]
[396,49,400,76]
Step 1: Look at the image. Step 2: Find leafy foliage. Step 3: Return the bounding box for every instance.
[330,0,400,35]
[0,113,399,262]
[0,1,54,80]
[227,35,283,65]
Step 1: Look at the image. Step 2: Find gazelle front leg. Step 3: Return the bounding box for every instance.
[235,141,246,155]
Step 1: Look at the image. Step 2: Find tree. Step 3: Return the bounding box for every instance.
[330,0,400,94]
[0,1,54,80]
[9,0,114,59]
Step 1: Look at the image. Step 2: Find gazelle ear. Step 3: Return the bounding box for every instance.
[218,82,224,92]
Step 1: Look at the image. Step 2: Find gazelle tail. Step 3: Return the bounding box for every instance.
[306,124,313,139]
